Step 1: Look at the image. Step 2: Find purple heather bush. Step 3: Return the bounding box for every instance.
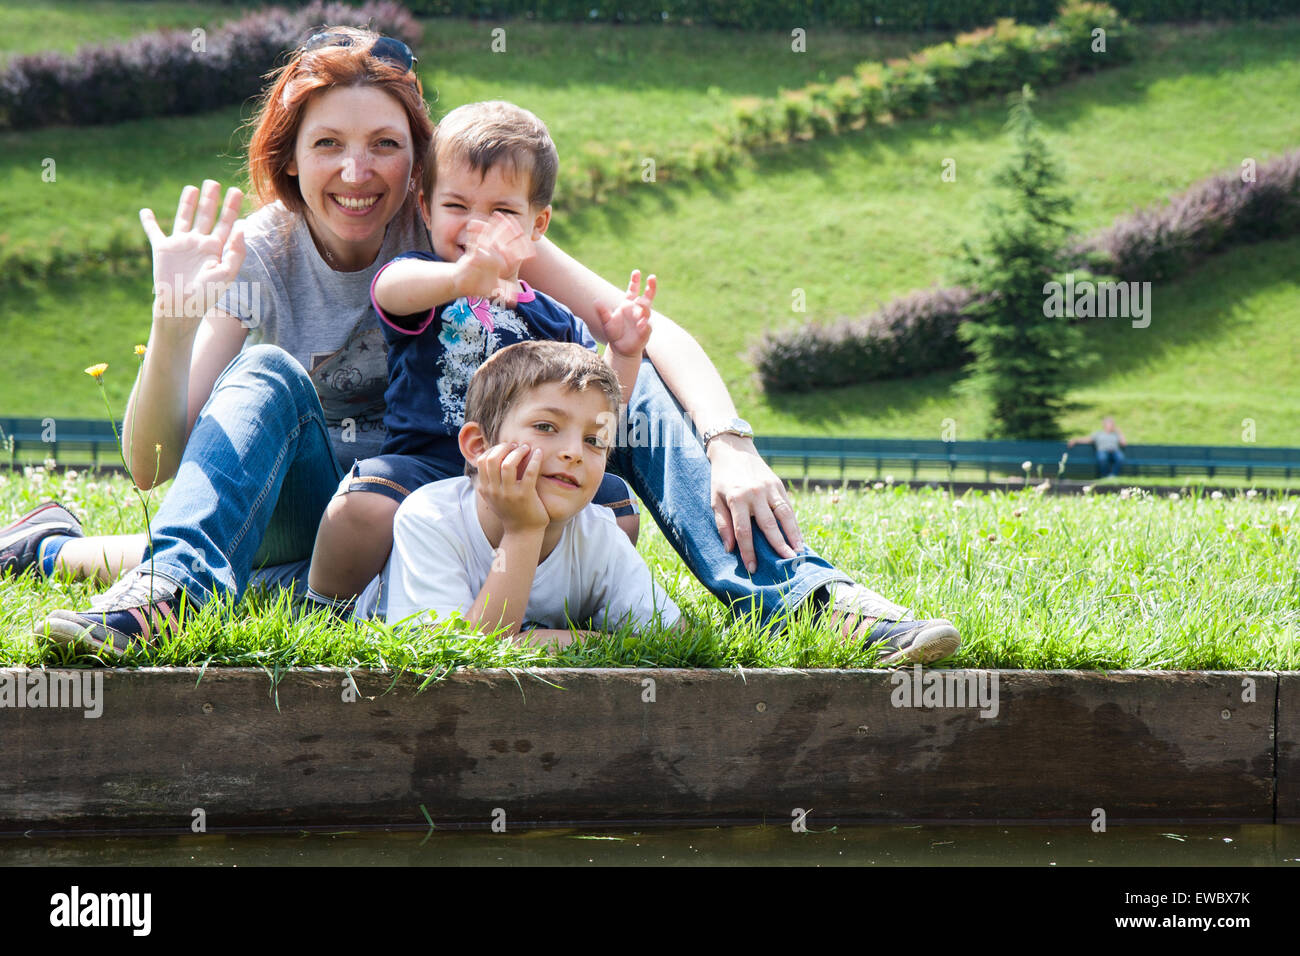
[0,1,420,131]
[755,150,1300,393]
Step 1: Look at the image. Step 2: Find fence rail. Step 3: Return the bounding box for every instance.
[2,418,1297,481]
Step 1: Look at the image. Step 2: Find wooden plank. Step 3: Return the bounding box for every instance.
[0,668,1277,830]
[1276,673,1300,821]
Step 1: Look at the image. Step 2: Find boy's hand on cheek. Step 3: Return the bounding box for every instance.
[477,442,550,533]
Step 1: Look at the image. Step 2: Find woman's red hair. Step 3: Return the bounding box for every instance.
[246,26,432,218]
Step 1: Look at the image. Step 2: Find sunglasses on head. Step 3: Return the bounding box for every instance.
[299,32,419,74]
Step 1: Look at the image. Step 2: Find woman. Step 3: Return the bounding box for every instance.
[23,28,957,663]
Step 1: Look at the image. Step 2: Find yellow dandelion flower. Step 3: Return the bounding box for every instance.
[154,443,162,455]
[134,344,147,357]
[85,363,108,379]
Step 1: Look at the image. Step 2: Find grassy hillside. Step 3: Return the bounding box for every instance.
[1,12,1298,444]
[0,0,249,64]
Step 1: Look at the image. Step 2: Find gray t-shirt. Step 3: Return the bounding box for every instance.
[1091,429,1123,454]
[215,199,433,465]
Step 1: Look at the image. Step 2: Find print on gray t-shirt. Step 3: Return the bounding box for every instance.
[214,199,433,465]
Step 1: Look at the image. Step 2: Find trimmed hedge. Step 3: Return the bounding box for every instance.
[730,3,1132,149]
[1074,150,1300,281]
[558,3,1130,206]
[0,1,420,131]
[396,0,1291,27]
[754,286,978,394]
[753,149,1300,393]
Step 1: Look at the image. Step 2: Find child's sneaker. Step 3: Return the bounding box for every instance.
[823,582,961,665]
[40,567,188,658]
[0,501,84,577]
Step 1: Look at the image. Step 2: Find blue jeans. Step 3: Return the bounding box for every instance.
[143,345,341,603]
[144,347,852,630]
[606,359,851,629]
[1098,449,1124,478]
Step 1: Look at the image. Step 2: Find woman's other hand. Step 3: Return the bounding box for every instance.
[708,437,805,574]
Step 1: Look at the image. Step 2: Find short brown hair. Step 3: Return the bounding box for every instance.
[464,342,621,478]
[246,26,432,219]
[423,100,558,211]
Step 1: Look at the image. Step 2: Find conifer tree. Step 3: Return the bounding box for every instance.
[958,86,1085,440]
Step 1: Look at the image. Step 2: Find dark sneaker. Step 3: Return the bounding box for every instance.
[40,567,187,658]
[0,501,84,577]
[824,582,961,665]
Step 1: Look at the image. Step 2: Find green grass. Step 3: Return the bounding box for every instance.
[0,0,250,65]
[0,16,937,253]
[417,18,942,148]
[3,469,1297,670]
[3,17,1300,442]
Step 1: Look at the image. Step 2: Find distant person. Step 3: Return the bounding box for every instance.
[1068,416,1127,478]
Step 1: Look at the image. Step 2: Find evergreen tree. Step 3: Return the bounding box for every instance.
[958,86,1086,440]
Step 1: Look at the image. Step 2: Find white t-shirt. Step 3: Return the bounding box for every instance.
[356,477,680,631]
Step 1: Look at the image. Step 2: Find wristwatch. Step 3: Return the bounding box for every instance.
[700,417,755,449]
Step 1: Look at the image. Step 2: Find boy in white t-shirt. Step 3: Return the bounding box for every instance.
[358,340,680,646]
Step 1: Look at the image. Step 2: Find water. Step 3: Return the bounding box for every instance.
[5,823,1300,866]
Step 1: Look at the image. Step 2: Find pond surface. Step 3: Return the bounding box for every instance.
[5,823,1300,866]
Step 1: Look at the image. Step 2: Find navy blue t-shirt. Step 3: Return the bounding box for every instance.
[369,250,599,460]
